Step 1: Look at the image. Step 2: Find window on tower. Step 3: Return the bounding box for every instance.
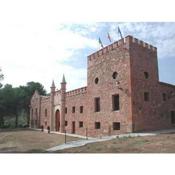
[95,122,101,129]
[112,72,118,79]
[162,93,167,101]
[144,72,149,79]
[113,122,120,130]
[144,92,150,101]
[95,77,99,84]
[112,94,120,111]
[94,97,100,112]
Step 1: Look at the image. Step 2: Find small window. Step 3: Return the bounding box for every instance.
[45,109,47,117]
[94,97,100,112]
[112,94,120,111]
[112,72,118,79]
[162,93,166,101]
[144,92,149,101]
[80,106,83,113]
[113,122,120,130]
[79,121,83,128]
[45,121,47,126]
[95,77,99,84]
[95,122,101,129]
[72,106,75,113]
[35,108,38,117]
[171,111,175,124]
[65,121,68,126]
[144,72,149,79]
[65,107,67,114]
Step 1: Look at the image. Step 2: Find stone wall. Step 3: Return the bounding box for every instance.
[30,35,175,137]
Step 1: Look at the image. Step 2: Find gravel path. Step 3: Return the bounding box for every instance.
[46,128,175,152]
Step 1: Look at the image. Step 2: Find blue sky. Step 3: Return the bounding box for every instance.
[1,22,175,92]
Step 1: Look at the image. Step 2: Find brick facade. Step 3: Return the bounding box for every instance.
[30,35,175,137]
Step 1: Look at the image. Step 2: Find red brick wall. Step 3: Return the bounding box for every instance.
[86,37,132,136]
[30,35,175,137]
[65,88,88,136]
[129,36,175,131]
[40,97,51,129]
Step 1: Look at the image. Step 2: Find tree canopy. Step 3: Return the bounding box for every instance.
[0,81,46,128]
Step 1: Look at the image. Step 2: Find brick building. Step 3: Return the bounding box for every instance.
[30,35,175,137]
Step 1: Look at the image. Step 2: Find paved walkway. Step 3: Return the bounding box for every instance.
[30,128,175,152]
[46,133,156,152]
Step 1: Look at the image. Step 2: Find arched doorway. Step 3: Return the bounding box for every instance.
[55,110,60,131]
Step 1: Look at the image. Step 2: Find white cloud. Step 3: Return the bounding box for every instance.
[1,15,175,92]
[109,22,175,59]
[0,20,99,92]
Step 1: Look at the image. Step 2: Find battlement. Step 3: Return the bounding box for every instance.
[88,35,157,61]
[131,37,157,51]
[66,86,87,97]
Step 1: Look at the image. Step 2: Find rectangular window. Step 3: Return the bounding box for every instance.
[79,121,83,128]
[113,122,120,130]
[144,92,149,101]
[80,106,83,113]
[94,97,100,112]
[35,108,38,117]
[65,121,68,126]
[171,111,175,124]
[112,94,120,111]
[95,122,101,129]
[45,109,47,117]
[162,93,166,101]
[72,106,75,113]
[65,107,67,114]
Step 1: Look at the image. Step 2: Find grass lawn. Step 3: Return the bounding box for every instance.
[56,133,175,153]
[0,129,79,153]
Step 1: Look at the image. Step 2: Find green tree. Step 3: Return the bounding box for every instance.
[0,84,14,127]
[0,82,46,128]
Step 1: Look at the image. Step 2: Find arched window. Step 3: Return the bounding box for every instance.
[95,77,99,84]
[112,72,118,79]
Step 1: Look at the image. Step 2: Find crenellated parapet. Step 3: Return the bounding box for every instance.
[88,35,157,62]
[131,37,157,51]
[66,86,87,97]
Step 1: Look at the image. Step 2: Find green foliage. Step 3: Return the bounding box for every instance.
[0,81,46,128]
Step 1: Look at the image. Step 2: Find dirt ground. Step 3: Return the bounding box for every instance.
[0,129,79,153]
[57,133,175,153]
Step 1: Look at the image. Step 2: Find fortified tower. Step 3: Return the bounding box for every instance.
[128,36,159,131]
[87,36,133,135]
[86,35,158,135]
